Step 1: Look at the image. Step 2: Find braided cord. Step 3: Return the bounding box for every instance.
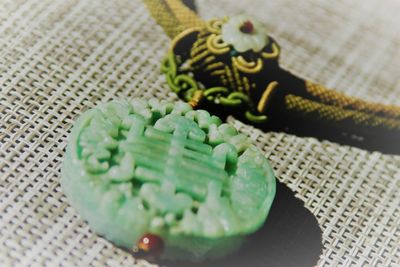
[285,94,400,130]
[143,0,204,38]
[305,81,400,120]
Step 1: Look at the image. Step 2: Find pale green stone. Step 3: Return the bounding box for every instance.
[61,99,276,261]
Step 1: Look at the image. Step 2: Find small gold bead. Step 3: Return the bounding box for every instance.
[189,90,204,109]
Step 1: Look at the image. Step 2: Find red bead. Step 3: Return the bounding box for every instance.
[137,233,164,256]
[240,20,254,34]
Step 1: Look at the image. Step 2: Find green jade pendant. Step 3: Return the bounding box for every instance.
[61,99,276,261]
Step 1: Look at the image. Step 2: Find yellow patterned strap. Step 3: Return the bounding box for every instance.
[285,94,400,130]
[143,0,204,38]
[305,81,400,120]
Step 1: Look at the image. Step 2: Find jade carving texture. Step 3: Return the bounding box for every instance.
[61,99,275,260]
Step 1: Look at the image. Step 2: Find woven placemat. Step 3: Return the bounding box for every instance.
[0,0,399,266]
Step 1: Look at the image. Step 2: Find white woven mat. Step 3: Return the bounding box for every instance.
[1,0,399,266]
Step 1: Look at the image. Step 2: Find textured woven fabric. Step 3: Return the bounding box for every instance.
[0,0,399,266]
